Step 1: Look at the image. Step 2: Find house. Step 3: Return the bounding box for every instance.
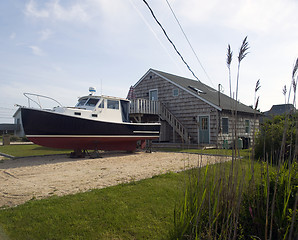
[129,69,261,148]
[12,108,25,137]
[263,104,295,117]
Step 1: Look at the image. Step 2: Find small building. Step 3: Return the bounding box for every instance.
[12,108,25,137]
[129,69,261,148]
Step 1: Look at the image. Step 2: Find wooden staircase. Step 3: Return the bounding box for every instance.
[130,99,190,143]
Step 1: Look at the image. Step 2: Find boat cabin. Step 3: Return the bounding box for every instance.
[54,95,130,123]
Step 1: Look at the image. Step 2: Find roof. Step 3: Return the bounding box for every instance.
[264,104,295,116]
[135,69,258,114]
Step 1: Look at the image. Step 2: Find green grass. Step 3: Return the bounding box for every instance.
[0,172,187,240]
[0,144,72,157]
[156,147,251,157]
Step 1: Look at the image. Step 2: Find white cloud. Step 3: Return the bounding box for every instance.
[29,46,45,56]
[25,0,49,18]
[25,0,90,23]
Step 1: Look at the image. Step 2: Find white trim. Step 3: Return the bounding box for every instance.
[135,69,222,111]
[133,131,160,134]
[133,69,153,88]
[151,70,222,111]
[149,89,158,101]
[27,135,159,138]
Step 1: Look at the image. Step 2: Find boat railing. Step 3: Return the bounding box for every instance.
[24,93,63,109]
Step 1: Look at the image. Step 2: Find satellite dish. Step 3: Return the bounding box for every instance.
[89,87,96,95]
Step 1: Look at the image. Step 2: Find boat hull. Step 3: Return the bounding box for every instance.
[21,108,160,151]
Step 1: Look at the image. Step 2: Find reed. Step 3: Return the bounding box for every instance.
[170,45,298,239]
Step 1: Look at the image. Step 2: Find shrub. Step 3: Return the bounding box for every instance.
[170,160,298,240]
[255,114,297,164]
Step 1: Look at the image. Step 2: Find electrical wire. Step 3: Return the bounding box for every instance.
[165,0,215,87]
[129,0,183,72]
[142,0,200,81]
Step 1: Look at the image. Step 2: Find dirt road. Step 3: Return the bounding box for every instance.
[0,152,230,207]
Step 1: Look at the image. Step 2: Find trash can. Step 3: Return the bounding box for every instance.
[3,135,10,145]
[223,139,229,149]
[237,138,243,149]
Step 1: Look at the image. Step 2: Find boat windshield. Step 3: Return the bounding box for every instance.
[77,98,88,107]
[85,98,99,107]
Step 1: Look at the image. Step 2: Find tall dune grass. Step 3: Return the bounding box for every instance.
[170,40,298,239]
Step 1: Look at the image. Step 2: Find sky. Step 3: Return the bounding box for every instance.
[1,0,298,123]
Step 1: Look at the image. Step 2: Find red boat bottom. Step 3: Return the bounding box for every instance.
[28,136,158,151]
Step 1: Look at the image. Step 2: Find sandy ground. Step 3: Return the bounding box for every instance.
[0,152,230,207]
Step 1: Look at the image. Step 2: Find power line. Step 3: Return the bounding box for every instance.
[165,0,215,87]
[142,0,200,81]
[129,0,183,72]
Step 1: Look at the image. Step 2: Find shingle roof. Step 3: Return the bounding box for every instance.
[149,69,258,114]
[264,104,295,116]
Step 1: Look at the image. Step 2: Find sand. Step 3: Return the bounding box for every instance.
[0,152,230,207]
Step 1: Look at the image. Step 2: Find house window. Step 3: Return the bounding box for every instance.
[173,88,179,96]
[222,118,229,134]
[107,100,119,109]
[201,117,208,130]
[245,120,250,133]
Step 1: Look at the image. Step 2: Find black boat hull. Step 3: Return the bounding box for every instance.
[21,108,160,151]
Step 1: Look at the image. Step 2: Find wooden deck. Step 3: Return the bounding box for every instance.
[130,99,190,143]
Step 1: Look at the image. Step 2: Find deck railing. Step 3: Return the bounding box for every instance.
[130,99,190,143]
[129,98,159,115]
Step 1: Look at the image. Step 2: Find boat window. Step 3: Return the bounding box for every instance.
[92,114,98,117]
[74,112,81,116]
[98,100,105,108]
[107,100,119,109]
[85,98,99,107]
[77,98,88,106]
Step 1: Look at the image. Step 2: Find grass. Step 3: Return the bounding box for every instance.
[0,150,257,240]
[0,144,72,157]
[155,147,251,157]
[0,171,187,240]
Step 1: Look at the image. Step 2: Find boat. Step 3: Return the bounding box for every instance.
[20,87,160,154]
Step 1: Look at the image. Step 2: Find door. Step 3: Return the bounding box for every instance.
[198,116,209,144]
[149,89,158,101]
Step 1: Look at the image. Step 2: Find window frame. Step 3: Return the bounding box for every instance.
[222,117,229,134]
[245,119,250,133]
[107,99,119,110]
[173,88,179,97]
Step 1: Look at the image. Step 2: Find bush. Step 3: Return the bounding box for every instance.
[240,162,298,239]
[255,114,297,164]
[170,160,298,239]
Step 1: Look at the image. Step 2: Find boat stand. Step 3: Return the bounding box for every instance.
[145,140,152,153]
[86,149,103,159]
[70,150,87,158]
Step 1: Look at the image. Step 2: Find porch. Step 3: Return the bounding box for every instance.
[129,99,190,143]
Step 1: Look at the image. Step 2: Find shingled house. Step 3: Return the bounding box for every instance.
[129,69,260,148]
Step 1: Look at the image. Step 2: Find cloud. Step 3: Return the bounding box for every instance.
[25,0,90,23]
[175,0,298,35]
[25,0,49,18]
[29,46,45,56]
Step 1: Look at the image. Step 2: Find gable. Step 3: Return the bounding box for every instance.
[134,69,257,115]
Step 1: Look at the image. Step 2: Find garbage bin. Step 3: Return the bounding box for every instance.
[223,139,229,149]
[237,138,243,149]
[3,135,10,145]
